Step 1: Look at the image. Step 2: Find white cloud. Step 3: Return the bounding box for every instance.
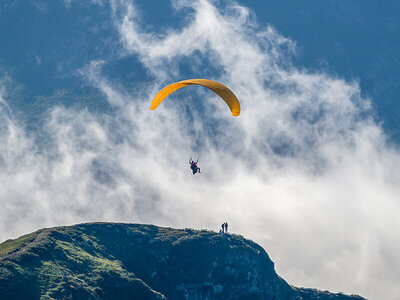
[1,0,399,299]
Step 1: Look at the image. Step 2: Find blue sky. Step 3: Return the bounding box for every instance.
[1,0,399,138]
[1,1,400,299]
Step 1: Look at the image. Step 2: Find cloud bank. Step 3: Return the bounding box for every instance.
[1,0,399,299]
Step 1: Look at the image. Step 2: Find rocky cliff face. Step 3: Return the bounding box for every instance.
[0,223,365,299]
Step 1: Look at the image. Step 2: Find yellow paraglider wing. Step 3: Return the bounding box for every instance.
[150,79,240,116]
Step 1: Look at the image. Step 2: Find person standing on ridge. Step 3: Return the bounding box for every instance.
[224,222,228,233]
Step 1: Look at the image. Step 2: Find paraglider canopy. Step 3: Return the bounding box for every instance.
[150,79,240,116]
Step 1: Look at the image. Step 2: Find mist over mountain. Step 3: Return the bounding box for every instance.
[248,0,400,140]
[2,0,400,139]
[0,223,366,299]
[1,1,400,299]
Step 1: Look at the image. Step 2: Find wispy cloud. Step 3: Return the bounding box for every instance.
[0,0,399,299]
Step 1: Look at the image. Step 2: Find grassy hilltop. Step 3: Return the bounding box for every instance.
[0,223,365,299]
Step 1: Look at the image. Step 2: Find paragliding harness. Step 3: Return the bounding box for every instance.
[189,157,201,175]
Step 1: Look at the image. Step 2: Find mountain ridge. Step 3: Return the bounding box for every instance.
[0,222,365,299]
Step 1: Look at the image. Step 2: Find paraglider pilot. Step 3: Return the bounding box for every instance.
[189,157,201,175]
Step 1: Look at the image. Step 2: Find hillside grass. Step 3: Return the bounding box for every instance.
[0,231,39,257]
[0,223,364,300]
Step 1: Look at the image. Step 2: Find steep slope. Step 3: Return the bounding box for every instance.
[0,223,365,299]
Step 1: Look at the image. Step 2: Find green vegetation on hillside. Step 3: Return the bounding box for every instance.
[0,223,365,300]
[0,231,39,257]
